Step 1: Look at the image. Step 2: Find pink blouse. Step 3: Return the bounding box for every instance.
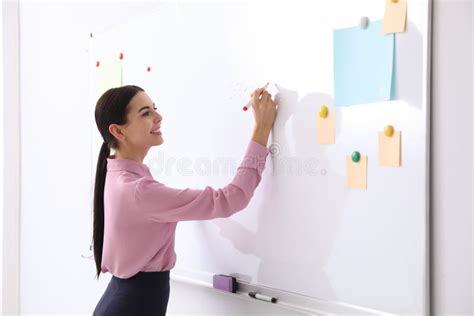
[101,140,269,278]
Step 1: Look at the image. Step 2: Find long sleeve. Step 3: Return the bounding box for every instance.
[134,140,270,223]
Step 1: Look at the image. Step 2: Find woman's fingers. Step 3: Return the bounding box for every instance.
[251,87,275,107]
[262,92,272,103]
[252,88,264,105]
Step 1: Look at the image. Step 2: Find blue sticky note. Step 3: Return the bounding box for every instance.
[333,20,395,106]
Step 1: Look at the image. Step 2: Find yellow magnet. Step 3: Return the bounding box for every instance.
[384,125,394,137]
[319,105,328,118]
[390,0,398,3]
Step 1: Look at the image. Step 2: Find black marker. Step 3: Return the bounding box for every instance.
[248,291,277,303]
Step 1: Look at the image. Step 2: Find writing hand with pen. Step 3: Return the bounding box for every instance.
[247,83,278,147]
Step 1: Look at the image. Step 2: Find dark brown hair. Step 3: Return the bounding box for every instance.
[93,85,144,279]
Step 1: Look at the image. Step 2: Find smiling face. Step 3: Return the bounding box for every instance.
[108,91,163,157]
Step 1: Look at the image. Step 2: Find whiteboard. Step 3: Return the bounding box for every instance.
[90,1,431,314]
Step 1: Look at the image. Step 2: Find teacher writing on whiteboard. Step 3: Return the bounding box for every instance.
[92,84,277,315]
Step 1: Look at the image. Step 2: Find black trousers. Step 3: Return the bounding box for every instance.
[93,271,170,316]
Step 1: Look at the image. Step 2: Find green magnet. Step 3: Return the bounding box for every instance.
[351,151,361,163]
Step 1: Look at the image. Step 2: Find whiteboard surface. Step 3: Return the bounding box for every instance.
[90,1,430,314]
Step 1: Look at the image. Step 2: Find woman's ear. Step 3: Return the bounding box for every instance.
[108,124,125,141]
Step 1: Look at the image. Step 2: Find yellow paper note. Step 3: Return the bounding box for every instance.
[346,155,367,189]
[316,110,336,144]
[96,60,123,96]
[382,0,407,34]
[378,131,401,166]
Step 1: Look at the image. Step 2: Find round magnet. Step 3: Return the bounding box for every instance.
[352,151,361,163]
[384,125,394,137]
[95,61,100,67]
[119,52,123,60]
[359,16,369,29]
[147,66,151,72]
[319,105,328,118]
[390,0,398,3]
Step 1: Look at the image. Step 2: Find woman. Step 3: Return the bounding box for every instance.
[92,85,277,315]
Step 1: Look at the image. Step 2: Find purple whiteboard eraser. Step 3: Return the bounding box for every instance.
[213,274,238,293]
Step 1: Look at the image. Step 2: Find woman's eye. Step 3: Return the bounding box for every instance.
[143,107,157,116]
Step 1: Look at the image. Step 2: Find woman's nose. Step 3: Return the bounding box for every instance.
[154,112,162,121]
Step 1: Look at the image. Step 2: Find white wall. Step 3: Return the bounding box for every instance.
[431,0,473,315]
[4,1,472,315]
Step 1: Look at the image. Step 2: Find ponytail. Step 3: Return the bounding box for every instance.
[93,141,110,279]
[92,85,144,279]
